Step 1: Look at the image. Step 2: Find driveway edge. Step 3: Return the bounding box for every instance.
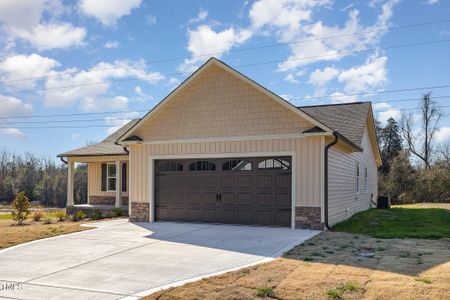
[124,230,320,300]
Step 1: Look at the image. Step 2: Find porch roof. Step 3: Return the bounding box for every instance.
[57,120,139,158]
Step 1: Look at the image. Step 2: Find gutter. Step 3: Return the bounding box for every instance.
[324,132,339,230]
[60,157,67,164]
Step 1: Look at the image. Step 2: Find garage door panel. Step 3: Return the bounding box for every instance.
[237,175,252,188]
[220,176,235,188]
[275,193,291,208]
[236,193,252,206]
[155,157,291,227]
[256,175,273,189]
[256,193,274,207]
[275,175,291,188]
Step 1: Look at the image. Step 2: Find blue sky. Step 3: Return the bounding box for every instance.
[0,0,449,160]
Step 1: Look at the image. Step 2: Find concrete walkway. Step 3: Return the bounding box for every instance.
[0,219,319,300]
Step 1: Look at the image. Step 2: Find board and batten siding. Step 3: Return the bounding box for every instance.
[128,136,323,208]
[87,162,129,198]
[327,126,378,226]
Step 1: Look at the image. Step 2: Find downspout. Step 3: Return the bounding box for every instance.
[60,157,67,164]
[324,132,339,230]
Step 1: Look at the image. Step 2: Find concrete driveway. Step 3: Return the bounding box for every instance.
[0,219,319,300]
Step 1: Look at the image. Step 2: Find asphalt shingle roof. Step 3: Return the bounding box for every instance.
[57,119,140,157]
[58,103,371,157]
[298,102,371,148]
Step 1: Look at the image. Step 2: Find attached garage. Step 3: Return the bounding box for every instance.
[155,157,292,227]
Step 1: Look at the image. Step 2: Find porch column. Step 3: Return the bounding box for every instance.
[115,160,122,208]
[67,161,74,207]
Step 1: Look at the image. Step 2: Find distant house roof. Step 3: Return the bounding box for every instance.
[298,102,371,148]
[57,120,140,157]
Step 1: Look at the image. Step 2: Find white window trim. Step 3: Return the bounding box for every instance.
[107,163,116,192]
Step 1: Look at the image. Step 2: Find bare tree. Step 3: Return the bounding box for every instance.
[400,92,442,169]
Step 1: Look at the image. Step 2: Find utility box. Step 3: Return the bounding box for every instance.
[377,196,391,209]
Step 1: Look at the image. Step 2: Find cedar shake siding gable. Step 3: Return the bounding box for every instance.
[132,64,316,141]
[118,58,332,143]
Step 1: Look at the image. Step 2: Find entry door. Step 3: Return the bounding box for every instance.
[155,157,292,227]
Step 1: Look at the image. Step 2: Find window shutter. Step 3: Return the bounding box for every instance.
[122,163,127,192]
[101,163,107,191]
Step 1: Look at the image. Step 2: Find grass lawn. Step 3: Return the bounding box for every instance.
[145,231,450,300]
[144,204,450,300]
[0,209,93,249]
[333,207,450,239]
[0,219,92,250]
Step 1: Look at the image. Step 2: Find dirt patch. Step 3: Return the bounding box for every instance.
[145,232,450,300]
[0,219,91,249]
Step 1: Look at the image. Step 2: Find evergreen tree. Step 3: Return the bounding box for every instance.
[380,117,403,175]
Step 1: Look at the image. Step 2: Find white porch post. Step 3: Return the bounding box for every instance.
[67,161,74,207]
[115,160,122,208]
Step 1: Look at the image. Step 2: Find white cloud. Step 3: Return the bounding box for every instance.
[248,0,399,72]
[179,25,252,72]
[72,133,82,140]
[424,0,439,5]
[0,0,86,50]
[284,73,300,83]
[79,0,143,26]
[372,102,391,110]
[188,9,208,24]
[309,66,339,86]
[0,95,32,118]
[436,127,450,143]
[0,54,60,89]
[43,60,164,110]
[80,96,128,112]
[104,111,140,134]
[104,41,120,49]
[134,85,153,102]
[0,128,26,139]
[338,55,388,94]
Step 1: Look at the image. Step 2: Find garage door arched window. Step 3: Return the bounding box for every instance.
[222,160,252,171]
[258,158,290,170]
[157,161,183,172]
[188,161,216,171]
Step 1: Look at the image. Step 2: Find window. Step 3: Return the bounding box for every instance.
[258,158,290,170]
[158,162,183,172]
[107,163,116,191]
[188,161,216,171]
[222,160,252,171]
[355,161,360,193]
[364,165,368,193]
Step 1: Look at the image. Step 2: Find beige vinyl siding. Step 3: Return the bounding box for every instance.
[134,64,314,141]
[128,136,323,207]
[328,126,378,226]
[88,162,129,197]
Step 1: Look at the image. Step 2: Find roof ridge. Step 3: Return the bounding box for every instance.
[297,101,370,109]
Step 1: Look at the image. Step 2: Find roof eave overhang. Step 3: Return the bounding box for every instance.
[117,58,334,143]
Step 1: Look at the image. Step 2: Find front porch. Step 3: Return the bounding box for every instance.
[64,155,130,215]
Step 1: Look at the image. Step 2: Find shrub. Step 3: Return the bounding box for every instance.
[11,191,31,225]
[73,210,86,221]
[101,211,113,219]
[55,211,66,222]
[43,217,52,224]
[111,207,123,217]
[256,287,275,298]
[91,210,103,220]
[33,210,45,222]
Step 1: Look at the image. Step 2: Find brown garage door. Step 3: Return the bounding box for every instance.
[155,156,292,227]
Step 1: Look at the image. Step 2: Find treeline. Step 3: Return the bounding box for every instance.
[377,93,450,204]
[0,150,87,206]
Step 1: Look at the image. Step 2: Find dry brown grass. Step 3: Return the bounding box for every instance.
[145,232,450,300]
[0,219,92,250]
